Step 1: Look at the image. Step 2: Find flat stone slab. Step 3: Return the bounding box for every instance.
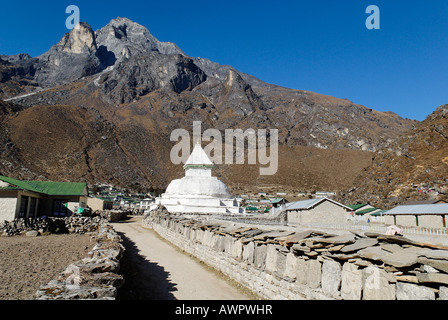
[419,249,448,261]
[240,229,264,238]
[364,232,383,238]
[281,231,314,246]
[291,244,311,253]
[316,233,356,245]
[395,275,419,284]
[416,272,448,285]
[377,235,416,246]
[264,230,296,238]
[358,246,390,262]
[379,243,403,253]
[417,257,448,273]
[341,238,378,253]
[381,247,420,268]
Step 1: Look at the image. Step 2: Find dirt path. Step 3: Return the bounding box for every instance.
[112,216,251,300]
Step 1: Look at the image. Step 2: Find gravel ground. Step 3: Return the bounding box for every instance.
[0,233,94,300]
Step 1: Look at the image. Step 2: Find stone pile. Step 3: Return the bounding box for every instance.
[0,218,53,236]
[0,215,119,237]
[145,208,448,300]
[34,223,125,300]
[95,210,130,222]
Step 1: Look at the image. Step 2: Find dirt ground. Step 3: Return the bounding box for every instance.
[0,233,93,300]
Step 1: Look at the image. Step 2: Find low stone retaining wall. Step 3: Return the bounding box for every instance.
[96,210,130,222]
[144,207,448,300]
[0,211,129,237]
[34,221,125,300]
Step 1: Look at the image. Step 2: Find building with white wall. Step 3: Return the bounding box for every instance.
[384,203,448,228]
[284,198,353,225]
[0,175,88,222]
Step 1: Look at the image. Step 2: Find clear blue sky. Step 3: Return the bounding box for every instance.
[0,0,447,121]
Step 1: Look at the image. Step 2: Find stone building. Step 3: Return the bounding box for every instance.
[86,196,114,212]
[384,203,448,228]
[0,175,88,222]
[284,198,353,225]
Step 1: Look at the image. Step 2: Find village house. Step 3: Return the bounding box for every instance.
[140,198,154,211]
[383,203,448,228]
[86,196,114,212]
[284,197,353,225]
[348,204,384,223]
[0,175,88,223]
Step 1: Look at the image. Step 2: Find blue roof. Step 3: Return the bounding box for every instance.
[384,204,448,215]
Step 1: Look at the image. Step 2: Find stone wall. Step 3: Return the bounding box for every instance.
[96,209,130,222]
[287,200,351,225]
[0,211,129,236]
[144,207,448,300]
[0,216,107,236]
[34,222,125,300]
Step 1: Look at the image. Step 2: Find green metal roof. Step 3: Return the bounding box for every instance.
[348,204,367,210]
[0,176,86,196]
[0,186,21,191]
[370,210,387,216]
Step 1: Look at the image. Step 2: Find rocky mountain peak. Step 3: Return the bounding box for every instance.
[429,104,448,120]
[56,22,97,55]
[95,17,184,67]
[33,22,101,87]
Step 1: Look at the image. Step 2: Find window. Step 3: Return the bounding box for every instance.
[19,196,28,218]
[53,200,68,217]
[28,198,37,218]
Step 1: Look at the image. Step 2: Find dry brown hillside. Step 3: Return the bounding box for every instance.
[338,104,448,209]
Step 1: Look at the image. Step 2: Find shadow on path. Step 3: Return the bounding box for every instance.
[116,231,177,300]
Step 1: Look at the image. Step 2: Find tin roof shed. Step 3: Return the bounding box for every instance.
[384,203,448,215]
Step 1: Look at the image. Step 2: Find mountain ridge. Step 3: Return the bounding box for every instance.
[0,18,419,195]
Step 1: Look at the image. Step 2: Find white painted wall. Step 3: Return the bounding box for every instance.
[287,200,350,225]
[0,193,18,222]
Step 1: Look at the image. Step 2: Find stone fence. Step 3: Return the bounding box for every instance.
[0,210,129,237]
[96,210,130,222]
[34,220,125,300]
[304,222,448,237]
[215,212,287,226]
[144,207,448,300]
[0,216,106,236]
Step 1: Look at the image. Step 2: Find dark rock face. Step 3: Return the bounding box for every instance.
[0,58,37,83]
[0,54,32,64]
[99,52,207,104]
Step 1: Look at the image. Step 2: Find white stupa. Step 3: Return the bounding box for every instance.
[156,142,243,215]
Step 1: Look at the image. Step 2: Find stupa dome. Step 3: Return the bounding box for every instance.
[165,176,231,198]
[157,142,243,214]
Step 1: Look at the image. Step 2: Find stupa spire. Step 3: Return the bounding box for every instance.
[183,143,213,170]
